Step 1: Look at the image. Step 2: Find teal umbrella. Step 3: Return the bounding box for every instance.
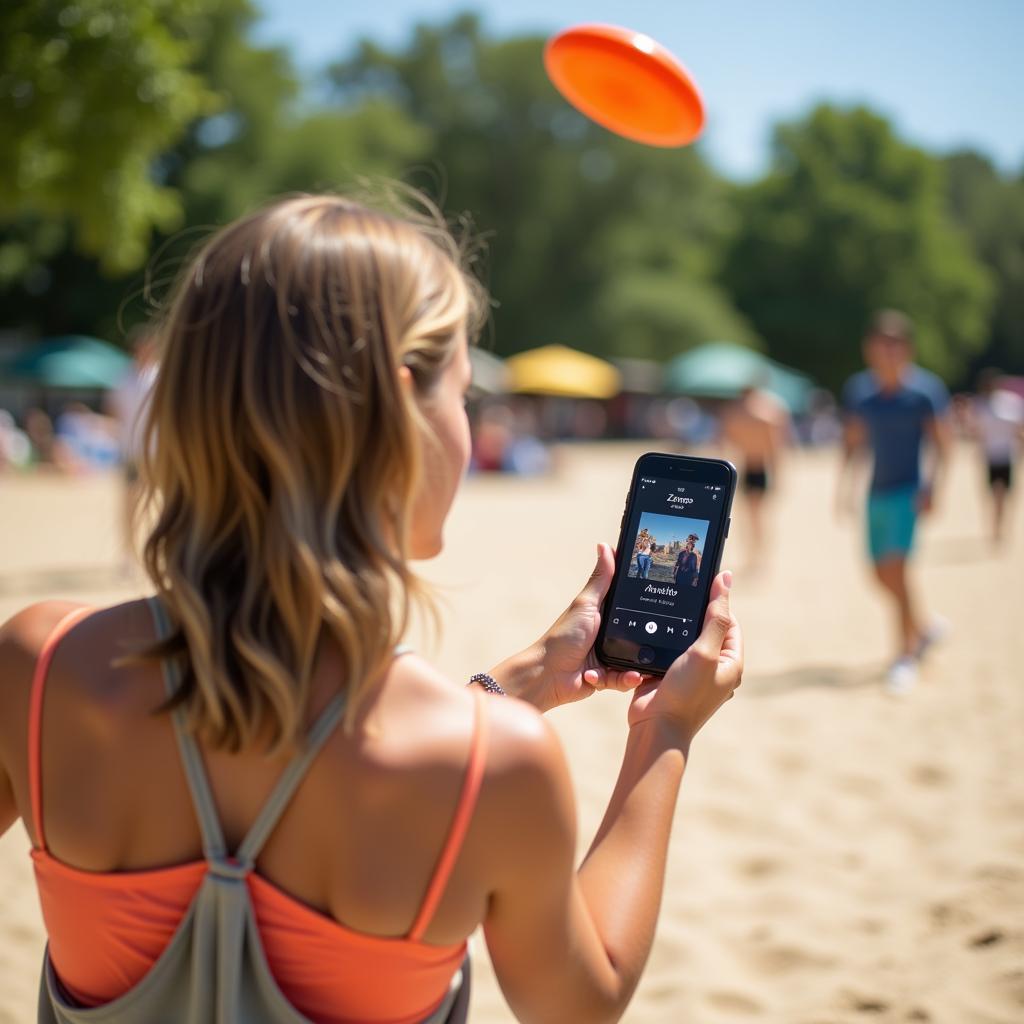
[664,342,814,413]
[1,335,132,390]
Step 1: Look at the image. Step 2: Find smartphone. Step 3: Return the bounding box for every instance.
[595,452,737,675]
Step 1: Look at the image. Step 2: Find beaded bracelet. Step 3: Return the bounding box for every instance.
[468,673,506,696]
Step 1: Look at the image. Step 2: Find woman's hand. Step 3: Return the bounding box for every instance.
[489,543,646,713]
[628,571,742,741]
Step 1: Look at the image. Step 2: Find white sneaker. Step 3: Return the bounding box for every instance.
[886,657,918,696]
[916,616,950,660]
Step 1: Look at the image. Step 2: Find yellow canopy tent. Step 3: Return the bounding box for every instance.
[504,344,621,399]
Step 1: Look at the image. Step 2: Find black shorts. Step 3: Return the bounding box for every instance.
[743,468,769,493]
[987,462,1012,489]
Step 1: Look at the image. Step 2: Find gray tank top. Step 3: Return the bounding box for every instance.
[37,597,470,1023]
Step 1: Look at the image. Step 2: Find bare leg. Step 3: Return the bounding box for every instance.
[742,491,767,574]
[873,556,923,658]
[990,481,1007,545]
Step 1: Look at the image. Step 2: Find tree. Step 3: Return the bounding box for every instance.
[722,105,993,390]
[944,151,1024,378]
[0,0,218,273]
[328,14,751,361]
[0,0,428,341]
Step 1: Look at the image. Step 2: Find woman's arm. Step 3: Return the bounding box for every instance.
[0,607,33,837]
[0,601,80,839]
[0,768,15,837]
[483,574,741,1024]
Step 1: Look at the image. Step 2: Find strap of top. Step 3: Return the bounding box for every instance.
[147,596,370,869]
[407,684,489,941]
[234,692,347,864]
[148,596,230,861]
[237,644,416,863]
[28,606,94,851]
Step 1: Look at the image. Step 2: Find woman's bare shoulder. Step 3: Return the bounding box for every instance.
[387,653,566,778]
[0,599,86,675]
[389,657,576,876]
[0,601,91,761]
[0,598,152,705]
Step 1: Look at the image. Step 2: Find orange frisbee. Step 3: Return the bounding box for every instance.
[544,24,705,148]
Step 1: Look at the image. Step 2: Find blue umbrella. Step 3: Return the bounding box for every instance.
[1,335,132,390]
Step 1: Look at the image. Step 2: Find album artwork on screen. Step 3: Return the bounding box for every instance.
[627,511,709,590]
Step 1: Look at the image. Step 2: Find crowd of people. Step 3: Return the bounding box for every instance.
[3,315,1022,693]
[4,321,1021,581]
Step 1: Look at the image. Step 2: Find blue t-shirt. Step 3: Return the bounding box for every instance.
[842,367,949,493]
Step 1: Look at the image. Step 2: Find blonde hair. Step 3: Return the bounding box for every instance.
[135,193,484,753]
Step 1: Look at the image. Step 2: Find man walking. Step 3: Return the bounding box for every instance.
[721,377,791,572]
[838,310,950,694]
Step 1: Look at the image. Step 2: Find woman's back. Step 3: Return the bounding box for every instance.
[4,599,508,1021]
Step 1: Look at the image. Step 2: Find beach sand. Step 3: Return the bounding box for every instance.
[1,443,1022,1023]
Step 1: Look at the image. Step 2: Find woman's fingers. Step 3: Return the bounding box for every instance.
[577,542,617,608]
[605,669,646,692]
[693,571,733,660]
[583,667,646,692]
[720,613,743,662]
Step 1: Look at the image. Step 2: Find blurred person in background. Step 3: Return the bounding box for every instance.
[106,328,158,573]
[838,310,951,695]
[24,408,56,466]
[470,400,551,475]
[803,388,843,446]
[470,402,514,472]
[721,378,791,572]
[0,410,32,471]
[968,368,1024,546]
[0,194,742,1024]
[52,402,119,473]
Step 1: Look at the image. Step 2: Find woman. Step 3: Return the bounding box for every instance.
[633,528,654,579]
[0,195,742,1023]
[673,534,702,589]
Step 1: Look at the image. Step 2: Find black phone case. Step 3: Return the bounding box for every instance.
[595,452,737,676]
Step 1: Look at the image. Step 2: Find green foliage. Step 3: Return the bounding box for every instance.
[944,151,1024,377]
[0,0,219,272]
[0,9,1014,395]
[723,105,994,390]
[0,0,428,339]
[328,14,746,362]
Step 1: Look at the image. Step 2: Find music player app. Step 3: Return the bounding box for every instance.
[604,473,729,666]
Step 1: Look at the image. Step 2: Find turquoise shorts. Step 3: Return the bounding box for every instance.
[867,486,919,563]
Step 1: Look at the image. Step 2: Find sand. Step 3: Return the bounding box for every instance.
[1,443,1022,1024]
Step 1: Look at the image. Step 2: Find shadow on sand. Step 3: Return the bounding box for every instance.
[0,565,130,596]
[745,663,882,696]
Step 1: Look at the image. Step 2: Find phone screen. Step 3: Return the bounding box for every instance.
[597,454,735,675]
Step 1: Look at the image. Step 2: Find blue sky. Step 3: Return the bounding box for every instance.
[253,0,1024,180]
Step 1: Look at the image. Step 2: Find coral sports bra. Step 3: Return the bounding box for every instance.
[29,603,488,1023]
